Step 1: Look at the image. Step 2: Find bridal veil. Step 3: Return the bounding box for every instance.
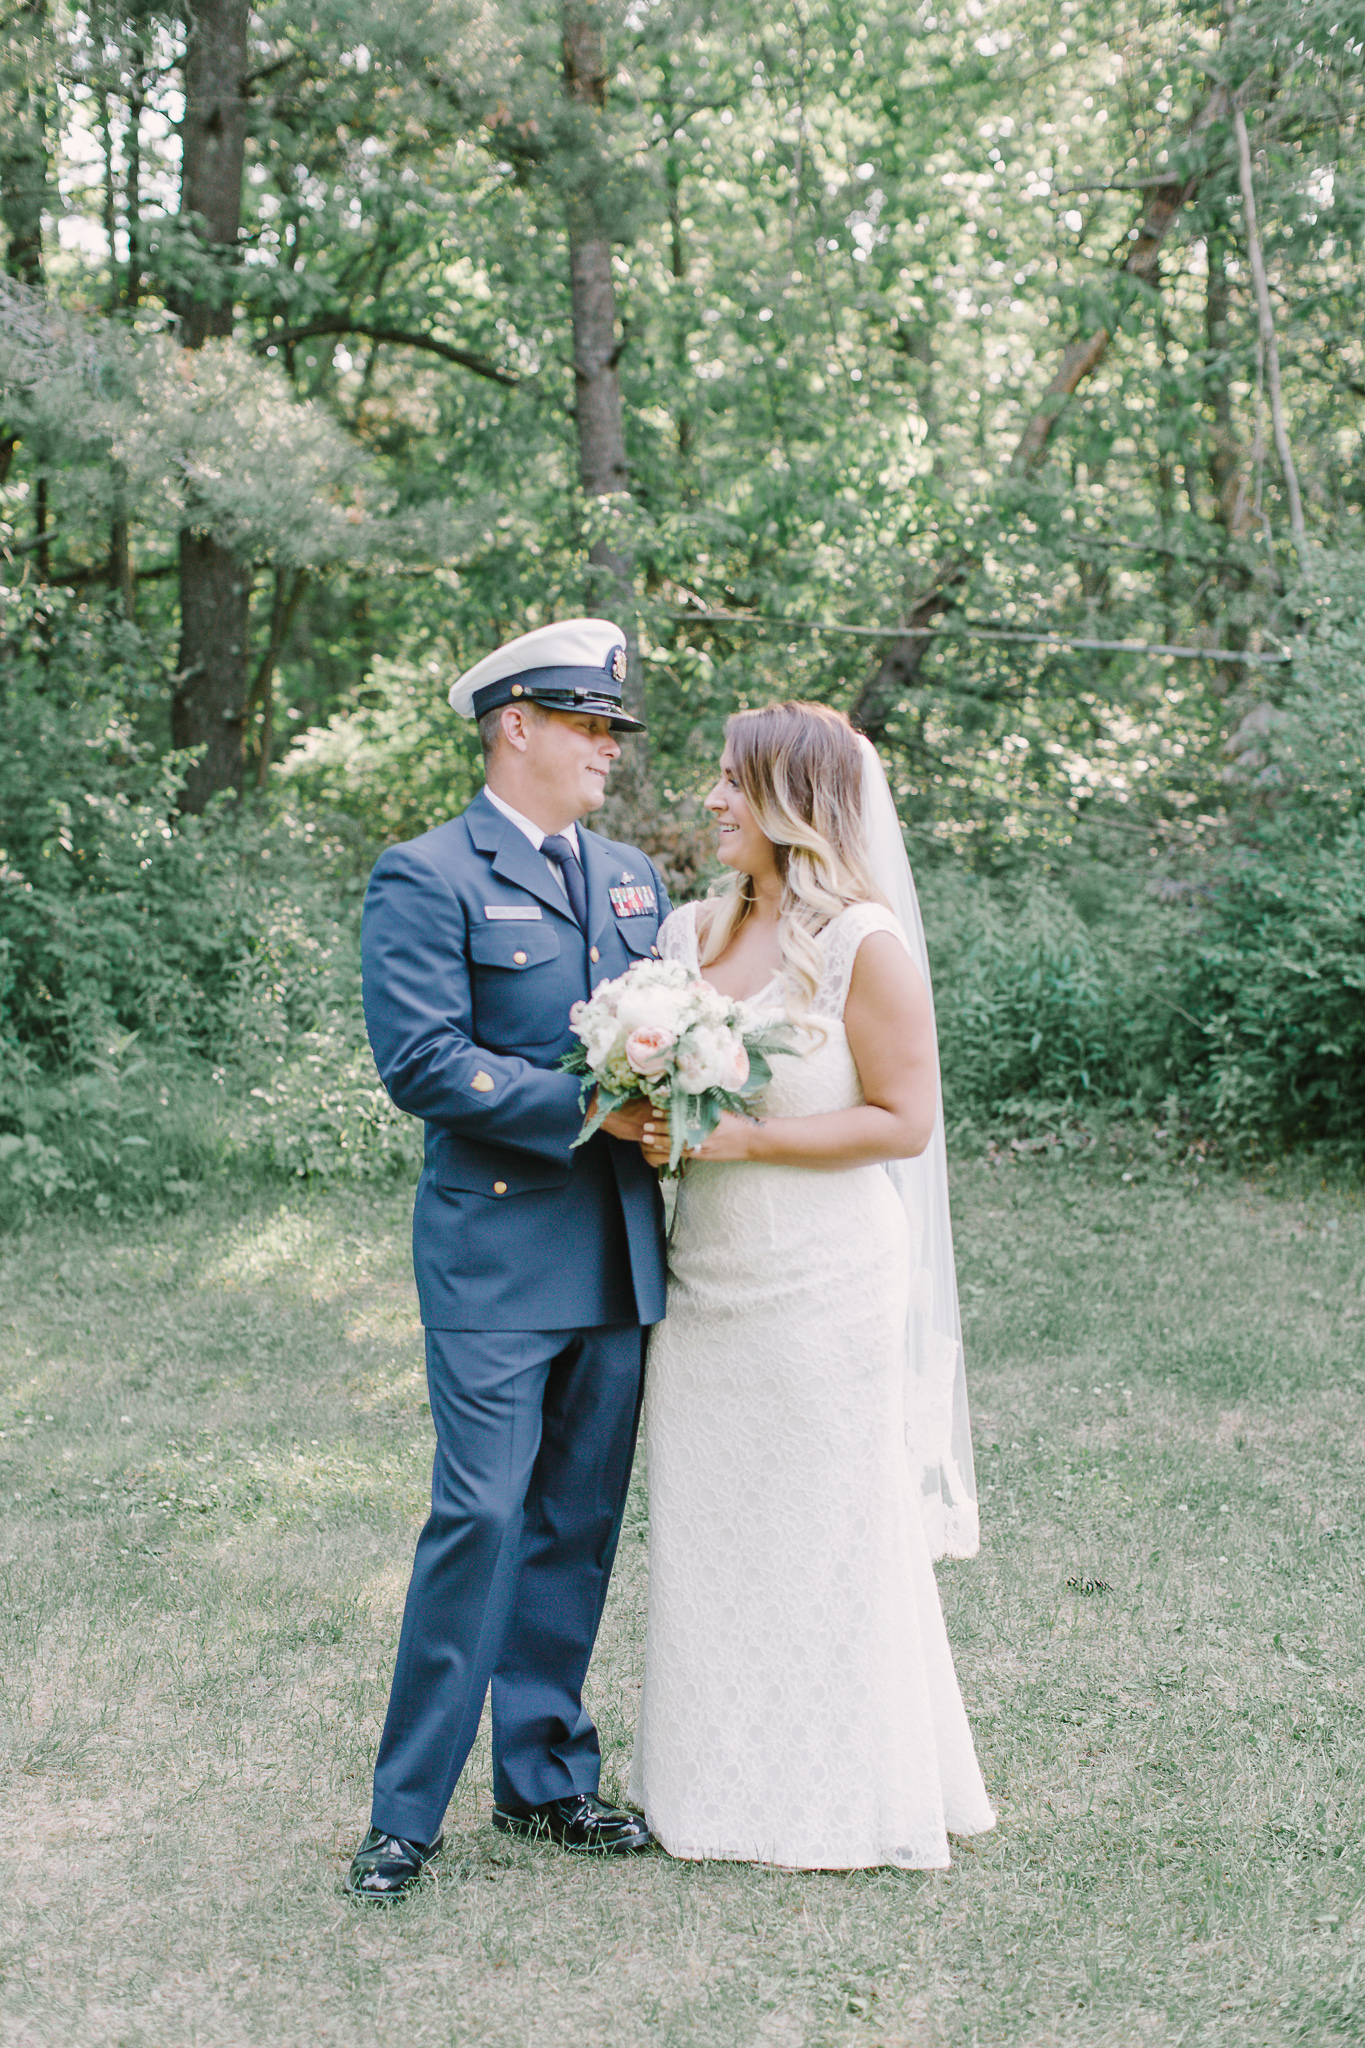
[857,737,980,1560]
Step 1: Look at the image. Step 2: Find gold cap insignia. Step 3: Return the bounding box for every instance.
[610,646,627,684]
[471,1071,495,1093]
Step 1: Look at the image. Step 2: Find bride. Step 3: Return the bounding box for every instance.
[625,701,995,1870]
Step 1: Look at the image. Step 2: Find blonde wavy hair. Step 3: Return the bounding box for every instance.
[700,701,884,1028]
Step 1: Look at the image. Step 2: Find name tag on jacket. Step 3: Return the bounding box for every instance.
[609,884,657,918]
[483,904,544,921]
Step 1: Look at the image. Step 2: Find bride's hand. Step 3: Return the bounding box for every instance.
[640,1110,755,1169]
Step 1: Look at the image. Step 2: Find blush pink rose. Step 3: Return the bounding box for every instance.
[624,1024,676,1078]
[721,1039,750,1090]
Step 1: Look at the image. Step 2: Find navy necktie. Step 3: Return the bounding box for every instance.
[541,833,589,934]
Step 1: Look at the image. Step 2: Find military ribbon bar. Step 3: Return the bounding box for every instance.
[609,884,657,918]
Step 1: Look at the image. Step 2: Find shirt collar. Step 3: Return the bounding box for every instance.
[483,786,579,857]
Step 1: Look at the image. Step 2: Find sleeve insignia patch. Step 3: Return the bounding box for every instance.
[609,884,657,918]
[471,1071,496,1093]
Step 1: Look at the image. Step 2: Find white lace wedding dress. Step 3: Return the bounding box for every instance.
[628,899,996,1869]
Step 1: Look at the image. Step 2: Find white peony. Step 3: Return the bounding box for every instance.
[616,977,690,1035]
[673,1024,733,1093]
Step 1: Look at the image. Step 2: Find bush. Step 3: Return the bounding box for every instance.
[1176,553,1365,1149]
[920,863,1187,1131]
[0,593,416,1218]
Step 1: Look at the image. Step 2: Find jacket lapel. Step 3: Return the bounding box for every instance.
[579,825,616,945]
[466,789,579,928]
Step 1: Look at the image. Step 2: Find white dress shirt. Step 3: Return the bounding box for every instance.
[483,786,579,898]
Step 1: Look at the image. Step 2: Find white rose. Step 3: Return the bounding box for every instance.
[584,1018,623,1070]
[674,1023,732,1093]
[616,980,687,1034]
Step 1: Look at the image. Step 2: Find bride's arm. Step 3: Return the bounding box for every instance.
[642,931,939,1169]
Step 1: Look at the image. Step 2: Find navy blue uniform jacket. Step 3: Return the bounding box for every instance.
[361,789,671,1331]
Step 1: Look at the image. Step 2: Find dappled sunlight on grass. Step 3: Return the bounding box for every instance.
[0,1166,1361,2044]
[199,1196,412,1302]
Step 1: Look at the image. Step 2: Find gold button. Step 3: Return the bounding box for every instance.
[493,1180,507,1195]
[511,683,523,697]
[651,945,659,956]
[512,950,527,965]
[589,945,600,962]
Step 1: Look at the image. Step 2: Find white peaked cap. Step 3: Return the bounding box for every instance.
[447,617,644,730]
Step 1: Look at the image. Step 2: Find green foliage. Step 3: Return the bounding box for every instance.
[0,280,457,574]
[1181,822,1365,1148]
[0,592,416,1216]
[1175,551,1365,1149]
[233,1022,421,1181]
[922,863,1186,1128]
[274,654,483,847]
[3,0,1364,1202]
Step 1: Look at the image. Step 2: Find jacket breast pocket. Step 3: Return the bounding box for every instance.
[468,920,568,1049]
[615,916,661,959]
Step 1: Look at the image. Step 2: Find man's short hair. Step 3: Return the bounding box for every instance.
[477,699,545,761]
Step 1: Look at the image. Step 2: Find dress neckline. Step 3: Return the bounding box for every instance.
[686,901,782,1006]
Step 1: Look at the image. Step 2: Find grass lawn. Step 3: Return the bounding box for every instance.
[0,1154,1361,2047]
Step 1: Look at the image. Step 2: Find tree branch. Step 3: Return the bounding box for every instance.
[255,319,522,387]
[852,82,1233,742]
[1009,84,1230,476]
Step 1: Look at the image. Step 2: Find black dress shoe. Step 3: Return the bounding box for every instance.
[492,1792,653,1854]
[345,1826,444,1900]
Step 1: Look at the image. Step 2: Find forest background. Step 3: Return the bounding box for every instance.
[1,0,1364,1216]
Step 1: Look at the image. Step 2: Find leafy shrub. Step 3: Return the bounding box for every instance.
[234,1021,420,1181]
[273,655,482,851]
[0,592,350,1067]
[0,593,416,1215]
[1182,825,1365,1145]
[1176,552,1365,1149]
[919,863,1187,1130]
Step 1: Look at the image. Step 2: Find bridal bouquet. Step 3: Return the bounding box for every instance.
[561,957,794,1174]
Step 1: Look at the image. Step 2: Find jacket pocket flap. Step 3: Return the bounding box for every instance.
[468,922,562,970]
[428,1134,571,1196]
[616,918,660,957]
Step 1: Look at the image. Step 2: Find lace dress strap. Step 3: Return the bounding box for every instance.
[657,899,703,971]
[811,902,910,1019]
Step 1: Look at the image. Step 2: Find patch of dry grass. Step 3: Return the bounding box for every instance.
[0,1157,1361,2046]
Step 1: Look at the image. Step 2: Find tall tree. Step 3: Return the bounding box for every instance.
[170,0,251,812]
[561,0,643,763]
[1,0,49,525]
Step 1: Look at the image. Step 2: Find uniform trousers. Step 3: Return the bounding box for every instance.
[370,1322,646,1845]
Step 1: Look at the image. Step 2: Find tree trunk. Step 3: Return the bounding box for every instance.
[2,0,48,562]
[1204,231,1251,695]
[175,0,249,347]
[172,0,250,811]
[249,566,308,787]
[853,85,1231,743]
[562,0,646,823]
[125,71,145,308]
[0,0,48,292]
[1205,232,1244,531]
[1233,101,1307,564]
[561,3,633,628]
[173,532,251,811]
[109,463,135,619]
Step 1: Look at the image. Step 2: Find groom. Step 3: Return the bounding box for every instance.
[347,618,670,1900]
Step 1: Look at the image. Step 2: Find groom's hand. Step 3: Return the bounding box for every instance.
[594,1094,653,1143]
